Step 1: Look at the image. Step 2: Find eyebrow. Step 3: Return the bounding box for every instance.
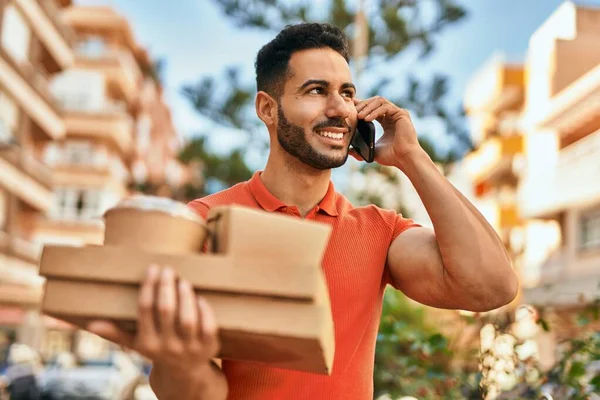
[297,80,356,93]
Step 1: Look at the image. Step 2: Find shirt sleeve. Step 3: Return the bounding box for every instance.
[383,213,421,288]
[187,199,210,219]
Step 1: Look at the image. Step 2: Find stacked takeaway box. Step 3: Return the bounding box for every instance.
[38,196,335,375]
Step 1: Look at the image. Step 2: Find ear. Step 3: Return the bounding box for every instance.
[255,91,277,127]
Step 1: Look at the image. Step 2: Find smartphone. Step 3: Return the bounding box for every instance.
[351,119,375,163]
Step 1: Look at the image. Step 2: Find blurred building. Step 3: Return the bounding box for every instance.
[461,1,600,369]
[0,0,75,356]
[516,1,600,368]
[462,53,525,257]
[0,1,188,362]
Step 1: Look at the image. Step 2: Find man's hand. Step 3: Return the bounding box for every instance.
[353,96,423,169]
[87,264,227,399]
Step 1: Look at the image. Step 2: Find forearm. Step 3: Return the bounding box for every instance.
[397,149,518,306]
[149,361,228,400]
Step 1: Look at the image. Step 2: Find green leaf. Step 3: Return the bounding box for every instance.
[537,318,551,332]
[567,361,586,380]
[591,374,600,392]
[427,333,448,350]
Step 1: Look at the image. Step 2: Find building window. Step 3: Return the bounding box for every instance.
[136,115,152,153]
[580,208,600,251]
[76,37,107,58]
[50,69,107,112]
[52,187,105,221]
[0,92,19,144]
[64,141,94,165]
[1,5,31,63]
[43,143,61,167]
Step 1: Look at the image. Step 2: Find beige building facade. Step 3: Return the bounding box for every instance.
[461,1,600,369]
[0,1,187,360]
[0,0,75,350]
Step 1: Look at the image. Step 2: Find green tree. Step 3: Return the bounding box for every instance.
[375,289,472,399]
[179,135,253,197]
[177,0,472,202]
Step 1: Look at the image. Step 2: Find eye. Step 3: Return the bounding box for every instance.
[342,90,355,98]
[308,87,326,95]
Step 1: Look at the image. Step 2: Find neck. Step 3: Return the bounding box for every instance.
[261,151,332,217]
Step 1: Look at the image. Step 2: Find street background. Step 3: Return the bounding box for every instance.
[0,0,599,399]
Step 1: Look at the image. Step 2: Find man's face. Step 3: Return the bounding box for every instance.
[276,48,358,170]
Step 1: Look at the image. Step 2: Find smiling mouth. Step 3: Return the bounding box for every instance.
[315,128,348,141]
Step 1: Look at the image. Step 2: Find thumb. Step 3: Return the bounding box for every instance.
[88,320,134,348]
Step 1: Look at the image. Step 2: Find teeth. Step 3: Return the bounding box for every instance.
[318,131,344,140]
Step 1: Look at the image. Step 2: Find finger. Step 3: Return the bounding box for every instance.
[352,97,362,106]
[357,96,385,119]
[178,279,197,341]
[355,96,379,113]
[364,104,395,122]
[157,266,177,339]
[138,264,160,339]
[198,297,220,357]
[88,320,134,349]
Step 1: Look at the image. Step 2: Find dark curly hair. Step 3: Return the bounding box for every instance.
[255,23,350,98]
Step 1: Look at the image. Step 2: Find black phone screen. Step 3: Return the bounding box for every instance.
[351,119,375,163]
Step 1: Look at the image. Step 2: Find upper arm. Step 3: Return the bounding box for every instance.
[386,227,460,309]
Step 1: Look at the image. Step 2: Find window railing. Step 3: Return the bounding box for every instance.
[56,96,128,115]
[75,46,142,86]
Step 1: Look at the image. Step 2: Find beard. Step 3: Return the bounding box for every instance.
[276,104,351,170]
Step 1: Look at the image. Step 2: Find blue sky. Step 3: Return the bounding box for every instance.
[77,0,600,173]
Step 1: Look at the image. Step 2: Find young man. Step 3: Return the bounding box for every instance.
[89,23,519,399]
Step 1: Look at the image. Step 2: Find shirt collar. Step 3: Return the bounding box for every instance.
[248,171,338,217]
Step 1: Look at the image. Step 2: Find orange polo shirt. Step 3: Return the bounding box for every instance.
[188,171,419,400]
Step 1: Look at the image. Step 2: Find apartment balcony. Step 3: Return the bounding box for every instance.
[59,100,134,155]
[33,216,104,246]
[522,249,600,308]
[474,190,521,240]
[0,51,64,139]
[73,47,142,106]
[537,250,568,286]
[0,140,54,212]
[51,163,129,196]
[0,231,43,265]
[538,62,600,147]
[0,284,42,307]
[465,135,524,186]
[519,128,600,218]
[0,231,44,307]
[464,54,525,115]
[14,0,76,69]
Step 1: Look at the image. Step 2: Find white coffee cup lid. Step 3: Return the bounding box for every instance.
[104,195,205,224]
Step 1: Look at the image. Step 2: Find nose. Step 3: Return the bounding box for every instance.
[324,92,352,120]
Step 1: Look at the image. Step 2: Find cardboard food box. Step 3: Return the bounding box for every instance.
[39,197,335,374]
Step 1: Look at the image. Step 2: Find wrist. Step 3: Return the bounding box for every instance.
[150,362,218,399]
[393,146,432,173]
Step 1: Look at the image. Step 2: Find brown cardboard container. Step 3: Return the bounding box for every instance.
[39,245,323,300]
[103,196,208,254]
[42,280,334,374]
[206,206,331,265]
[39,202,335,374]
